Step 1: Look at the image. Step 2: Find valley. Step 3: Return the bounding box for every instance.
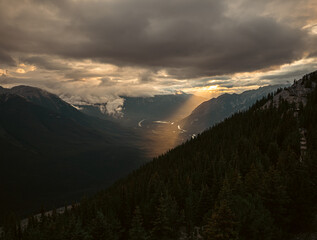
[0,83,289,220]
[75,85,285,157]
[1,71,316,240]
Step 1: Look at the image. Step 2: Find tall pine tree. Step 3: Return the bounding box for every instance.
[204,200,238,240]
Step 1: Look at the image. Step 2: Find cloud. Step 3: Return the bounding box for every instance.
[20,56,70,71]
[0,0,316,101]
[105,98,125,117]
[138,70,155,83]
[0,50,16,66]
[259,58,317,83]
[1,0,315,75]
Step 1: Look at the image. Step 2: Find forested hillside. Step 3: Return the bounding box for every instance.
[1,72,317,240]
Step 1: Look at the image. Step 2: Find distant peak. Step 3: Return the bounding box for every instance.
[6,85,59,100]
[11,85,50,93]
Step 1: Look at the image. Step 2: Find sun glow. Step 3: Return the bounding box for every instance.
[16,68,26,74]
[143,94,206,158]
[184,85,220,98]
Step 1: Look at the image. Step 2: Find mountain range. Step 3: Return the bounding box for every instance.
[0,82,306,221]
[0,83,290,218]
[3,71,316,240]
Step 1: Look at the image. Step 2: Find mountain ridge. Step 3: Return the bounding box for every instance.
[179,84,288,135]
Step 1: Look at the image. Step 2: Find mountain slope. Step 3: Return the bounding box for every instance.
[179,85,286,135]
[5,71,317,240]
[78,93,205,127]
[0,86,147,218]
[0,85,79,118]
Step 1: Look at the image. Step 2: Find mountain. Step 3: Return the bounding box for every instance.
[0,85,76,116]
[4,71,316,239]
[77,93,205,127]
[0,86,146,219]
[179,85,287,135]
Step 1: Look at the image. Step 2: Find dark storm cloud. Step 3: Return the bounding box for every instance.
[20,56,70,71]
[0,50,16,66]
[0,0,315,79]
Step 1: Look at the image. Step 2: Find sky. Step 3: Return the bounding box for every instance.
[0,0,317,105]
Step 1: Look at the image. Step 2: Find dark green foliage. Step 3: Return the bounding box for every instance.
[88,212,122,240]
[2,72,317,240]
[151,193,179,240]
[203,200,238,240]
[129,207,148,240]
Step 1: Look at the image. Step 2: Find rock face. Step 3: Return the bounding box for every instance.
[261,71,317,166]
[263,71,317,109]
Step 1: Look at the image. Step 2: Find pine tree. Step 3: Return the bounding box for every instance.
[262,167,290,229]
[89,211,107,240]
[129,206,148,240]
[195,185,212,225]
[63,216,91,240]
[89,211,122,240]
[204,200,238,240]
[244,164,262,195]
[151,194,178,240]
